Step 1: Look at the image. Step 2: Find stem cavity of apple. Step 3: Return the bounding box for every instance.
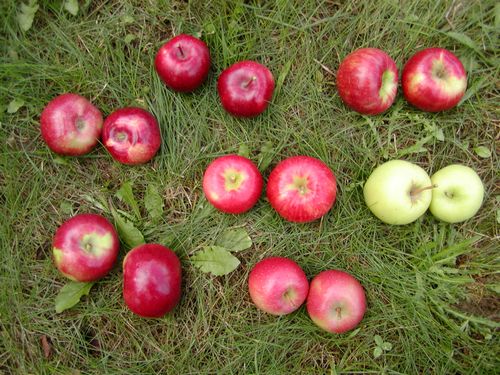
[335,306,342,319]
[177,44,185,59]
[75,118,86,131]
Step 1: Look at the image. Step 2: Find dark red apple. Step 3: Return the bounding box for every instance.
[306,270,366,334]
[155,34,210,92]
[402,47,467,112]
[217,60,274,117]
[203,154,263,214]
[336,48,398,115]
[266,156,337,222]
[40,93,103,155]
[123,244,182,318]
[102,107,161,165]
[248,257,309,315]
[52,213,119,282]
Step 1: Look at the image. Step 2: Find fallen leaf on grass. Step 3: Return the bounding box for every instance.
[55,281,94,313]
[191,246,240,276]
[41,335,51,358]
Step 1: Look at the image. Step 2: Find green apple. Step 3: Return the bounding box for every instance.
[429,164,484,223]
[363,160,433,225]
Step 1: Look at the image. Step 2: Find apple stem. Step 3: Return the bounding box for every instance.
[410,184,437,197]
[230,175,236,183]
[177,44,185,58]
[335,307,342,319]
[243,76,257,88]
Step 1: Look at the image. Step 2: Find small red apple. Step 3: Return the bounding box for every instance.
[52,213,119,282]
[102,107,161,165]
[217,60,275,117]
[123,244,182,318]
[40,93,103,155]
[203,154,263,214]
[266,156,337,222]
[402,47,467,112]
[248,257,309,315]
[306,270,366,334]
[155,34,210,92]
[336,48,398,115]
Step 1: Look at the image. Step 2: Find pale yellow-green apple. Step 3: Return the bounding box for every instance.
[429,164,484,223]
[363,160,433,225]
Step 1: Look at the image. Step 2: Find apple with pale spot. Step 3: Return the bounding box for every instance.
[306,270,366,334]
[52,213,119,282]
[363,160,433,225]
[203,154,263,214]
[41,93,103,155]
[266,156,337,222]
[102,107,161,165]
[248,257,309,316]
[336,48,398,115]
[430,164,484,223]
[402,48,467,112]
[123,244,182,318]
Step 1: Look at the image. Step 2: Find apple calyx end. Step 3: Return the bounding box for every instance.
[335,306,342,319]
[75,118,86,131]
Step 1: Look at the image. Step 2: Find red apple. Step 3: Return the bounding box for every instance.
[266,156,337,222]
[102,107,161,165]
[217,60,275,117]
[336,48,398,115]
[40,93,103,155]
[306,270,366,334]
[203,154,263,214]
[248,257,309,316]
[155,34,210,92]
[52,213,119,282]
[123,244,182,318]
[402,47,467,112]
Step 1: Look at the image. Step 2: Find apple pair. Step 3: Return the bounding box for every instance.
[249,257,366,334]
[154,34,274,117]
[336,47,467,114]
[41,94,161,165]
[52,213,182,318]
[202,155,337,223]
[364,160,484,225]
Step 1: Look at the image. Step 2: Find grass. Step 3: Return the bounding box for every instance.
[1,0,498,373]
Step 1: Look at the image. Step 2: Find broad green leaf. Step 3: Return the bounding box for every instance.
[191,246,240,276]
[116,181,141,219]
[346,327,361,339]
[473,146,491,158]
[382,342,393,351]
[55,281,94,313]
[276,60,292,95]
[7,99,24,114]
[216,228,252,252]
[17,1,39,32]
[122,14,135,24]
[446,32,480,53]
[111,207,144,248]
[204,22,215,34]
[373,347,383,359]
[124,34,136,45]
[81,194,108,212]
[496,209,500,225]
[53,155,70,165]
[257,141,274,171]
[64,0,79,16]
[59,201,73,215]
[374,335,383,346]
[144,184,164,221]
[238,144,250,158]
[397,135,432,157]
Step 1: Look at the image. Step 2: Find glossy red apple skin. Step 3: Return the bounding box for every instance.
[306,270,366,334]
[266,156,337,222]
[402,48,467,112]
[217,60,275,117]
[155,34,210,92]
[102,107,161,165]
[336,48,398,115]
[40,93,103,155]
[52,213,119,282]
[123,244,182,318]
[203,154,263,214]
[248,257,309,316]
